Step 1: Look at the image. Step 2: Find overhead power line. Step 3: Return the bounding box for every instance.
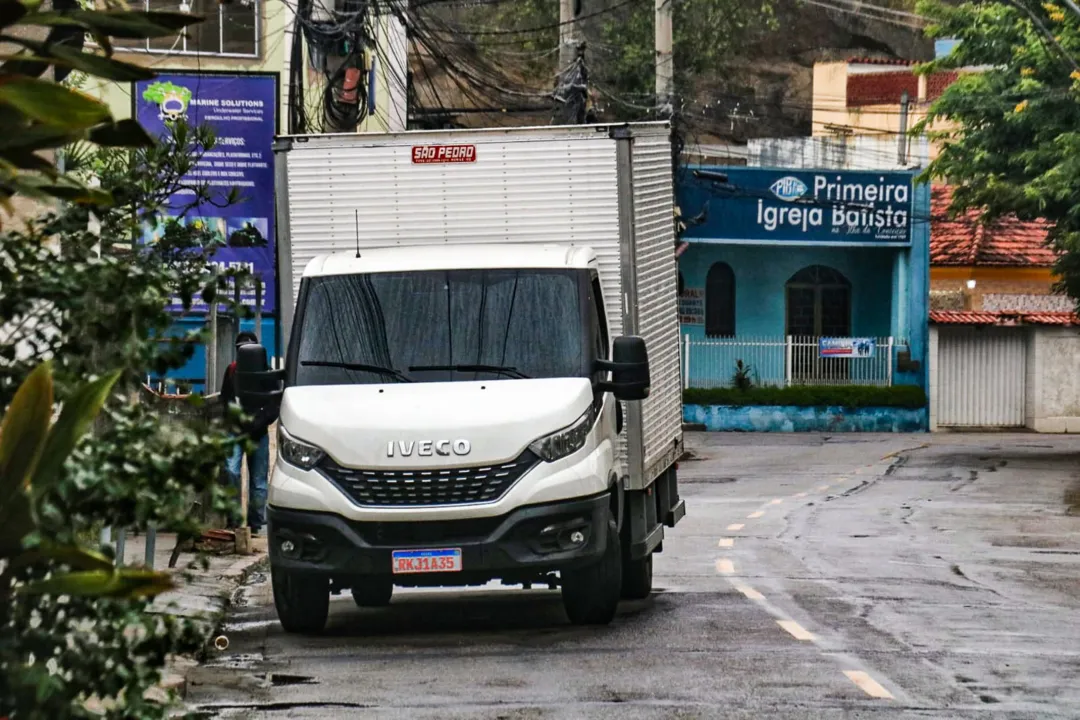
[428,0,648,37]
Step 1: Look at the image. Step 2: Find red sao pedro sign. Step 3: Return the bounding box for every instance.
[411,144,477,164]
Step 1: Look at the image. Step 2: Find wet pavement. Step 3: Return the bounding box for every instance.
[187,432,1080,718]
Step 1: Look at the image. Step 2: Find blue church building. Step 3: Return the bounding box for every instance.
[676,166,930,395]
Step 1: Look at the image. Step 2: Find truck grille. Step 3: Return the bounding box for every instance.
[317,451,540,507]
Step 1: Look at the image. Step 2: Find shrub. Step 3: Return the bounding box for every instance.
[731,360,754,391]
[683,385,928,409]
[0,121,251,716]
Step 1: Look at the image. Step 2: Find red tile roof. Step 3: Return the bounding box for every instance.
[846,57,919,66]
[930,310,1078,325]
[1020,311,1077,325]
[931,186,1055,268]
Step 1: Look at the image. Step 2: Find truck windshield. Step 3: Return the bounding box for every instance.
[292,269,588,386]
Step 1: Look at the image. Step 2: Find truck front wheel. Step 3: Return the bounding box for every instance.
[272,567,329,634]
[561,510,622,625]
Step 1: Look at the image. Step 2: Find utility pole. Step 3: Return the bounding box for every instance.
[559,0,578,73]
[898,90,910,165]
[655,0,673,118]
[555,0,586,124]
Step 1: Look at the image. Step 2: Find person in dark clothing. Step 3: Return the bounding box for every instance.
[221,331,272,535]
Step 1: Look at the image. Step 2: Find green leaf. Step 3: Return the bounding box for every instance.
[48,44,156,81]
[90,27,112,57]
[3,149,55,172]
[0,124,76,152]
[0,76,110,129]
[0,53,49,82]
[18,567,175,598]
[31,369,121,497]
[0,0,28,29]
[7,543,114,572]
[0,491,35,556]
[0,362,53,501]
[22,177,113,205]
[89,118,154,147]
[25,9,203,39]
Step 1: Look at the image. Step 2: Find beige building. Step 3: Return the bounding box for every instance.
[811,58,963,161]
[809,58,1063,312]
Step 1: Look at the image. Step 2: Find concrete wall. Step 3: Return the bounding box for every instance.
[747,135,930,170]
[930,324,1080,432]
[928,325,940,430]
[1028,326,1080,432]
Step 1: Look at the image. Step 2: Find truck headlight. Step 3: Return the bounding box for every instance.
[529,403,598,463]
[278,426,325,470]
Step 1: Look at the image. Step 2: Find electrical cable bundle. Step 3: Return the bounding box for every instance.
[289,0,374,133]
[552,47,588,125]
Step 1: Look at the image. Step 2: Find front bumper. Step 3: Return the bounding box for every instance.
[267,492,610,585]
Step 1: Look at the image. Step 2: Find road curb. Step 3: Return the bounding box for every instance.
[155,551,269,702]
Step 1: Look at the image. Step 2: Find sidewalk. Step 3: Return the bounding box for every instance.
[114,530,269,700]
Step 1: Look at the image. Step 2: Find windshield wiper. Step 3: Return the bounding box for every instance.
[408,363,531,379]
[301,361,414,382]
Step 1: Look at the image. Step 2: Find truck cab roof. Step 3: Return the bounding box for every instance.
[302,243,599,278]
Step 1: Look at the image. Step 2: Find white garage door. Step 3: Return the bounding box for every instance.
[938,328,1026,427]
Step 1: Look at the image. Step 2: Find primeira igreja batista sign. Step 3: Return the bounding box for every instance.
[679,167,916,246]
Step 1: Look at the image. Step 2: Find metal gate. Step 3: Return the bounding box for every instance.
[938,327,1026,427]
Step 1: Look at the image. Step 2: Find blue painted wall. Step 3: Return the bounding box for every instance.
[678,243,896,339]
[685,404,929,433]
[898,180,930,389]
[151,316,279,395]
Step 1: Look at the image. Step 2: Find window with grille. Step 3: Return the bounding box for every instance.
[784,265,852,337]
[114,0,259,57]
[705,262,736,338]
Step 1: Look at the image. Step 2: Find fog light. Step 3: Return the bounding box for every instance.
[535,518,591,554]
[281,539,297,556]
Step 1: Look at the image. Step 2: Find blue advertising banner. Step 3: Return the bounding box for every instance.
[134,73,277,312]
[819,337,876,358]
[679,167,916,246]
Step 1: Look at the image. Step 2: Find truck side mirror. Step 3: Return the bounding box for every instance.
[596,335,650,401]
[234,343,285,412]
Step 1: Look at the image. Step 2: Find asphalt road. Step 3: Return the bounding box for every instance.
[188,432,1080,719]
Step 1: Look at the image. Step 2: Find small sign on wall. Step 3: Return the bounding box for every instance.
[679,287,704,325]
[819,337,876,358]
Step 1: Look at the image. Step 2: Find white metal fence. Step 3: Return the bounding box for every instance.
[681,335,905,389]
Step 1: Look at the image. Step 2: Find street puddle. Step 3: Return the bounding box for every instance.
[269,673,318,687]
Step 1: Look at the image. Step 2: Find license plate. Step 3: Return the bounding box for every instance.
[391,548,462,574]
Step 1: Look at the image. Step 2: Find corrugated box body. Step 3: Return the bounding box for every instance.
[275,122,682,487]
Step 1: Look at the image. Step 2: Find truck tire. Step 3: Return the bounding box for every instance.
[351,578,393,608]
[621,551,653,600]
[272,567,329,634]
[561,510,622,626]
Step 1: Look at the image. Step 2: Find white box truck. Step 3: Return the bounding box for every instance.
[238,122,685,633]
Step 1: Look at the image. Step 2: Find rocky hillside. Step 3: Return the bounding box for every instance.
[684,0,932,142]
[412,0,932,142]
